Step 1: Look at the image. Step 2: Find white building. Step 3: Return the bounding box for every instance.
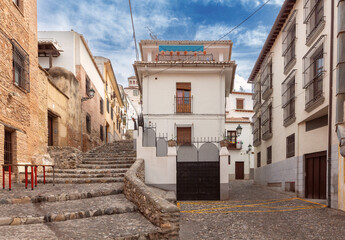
[125,94,139,131]
[225,92,254,180]
[249,0,339,208]
[124,76,141,114]
[133,40,236,200]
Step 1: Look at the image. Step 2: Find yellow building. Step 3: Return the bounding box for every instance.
[95,57,124,142]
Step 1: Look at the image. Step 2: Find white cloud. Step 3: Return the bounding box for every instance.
[235,25,270,47]
[234,74,252,92]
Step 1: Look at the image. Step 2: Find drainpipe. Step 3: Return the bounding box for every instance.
[336,0,345,205]
[327,0,335,208]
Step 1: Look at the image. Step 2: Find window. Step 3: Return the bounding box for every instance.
[111,108,114,120]
[286,134,295,158]
[303,36,325,110]
[107,99,110,113]
[227,131,237,149]
[133,89,139,96]
[100,125,104,141]
[86,113,91,134]
[86,76,91,96]
[282,11,297,71]
[100,99,104,115]
[267,146,272,164]
[12,40,29,92]
[257,152,261,168]
[236,99,244,110]
[253,113,261,147]
[304,0,324,43]
[12,0,22,10]
[282,71,296,126]
[261,58,273,100]
[177,127,191,145]
[261,101,273,140]
[253,78,261,111]
[176,82,191,113]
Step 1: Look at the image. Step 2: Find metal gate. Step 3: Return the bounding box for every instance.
[177,143,220,200]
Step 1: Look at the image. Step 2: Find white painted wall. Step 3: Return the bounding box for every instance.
[126,95,138,130]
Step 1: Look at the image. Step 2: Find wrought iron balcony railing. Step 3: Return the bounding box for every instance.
[175,97,193,113]
[157,53,214,62]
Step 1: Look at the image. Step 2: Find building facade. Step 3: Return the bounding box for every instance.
[0,0,49,178]
[38,31,105,152]
[225,92,254,180]
[249,0,339,208]
[124,76,141,115]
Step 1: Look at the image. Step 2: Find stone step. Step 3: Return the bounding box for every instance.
[81,160,135,165]
[37,172,125,179]
[38,177,123,184]
[0,194,136,226]
[0,212,160,239]
[47,168,128,174]
[77,164,132,169]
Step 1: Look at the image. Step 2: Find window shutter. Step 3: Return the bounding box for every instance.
[176,82,191,90]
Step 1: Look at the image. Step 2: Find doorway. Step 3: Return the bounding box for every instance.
[235,162,244,179]
[305,151,326,199]
[48,115,53,146]
[4,130,13,172]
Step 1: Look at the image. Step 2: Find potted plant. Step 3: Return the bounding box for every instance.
[184,51,187,55]
[203,50,207,55]
[236,141,243,149]
[161,51,165,56]
[168,135,177,147]
[170,51,173,56]
[177,51,180,56]
[220,134,229,148]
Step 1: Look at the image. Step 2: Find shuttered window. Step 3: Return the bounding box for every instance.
[177,127,191,145]
[236,99,244,110]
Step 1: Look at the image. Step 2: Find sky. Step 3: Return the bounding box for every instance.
[37,0,284,92]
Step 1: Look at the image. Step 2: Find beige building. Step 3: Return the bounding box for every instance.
[249,0,341,208]
[95,56,124,142]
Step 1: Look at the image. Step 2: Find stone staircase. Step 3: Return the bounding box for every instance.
[0,141,161,239]
[38,140,136,184]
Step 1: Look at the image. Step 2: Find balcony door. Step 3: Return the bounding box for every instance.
[176,83,191,113]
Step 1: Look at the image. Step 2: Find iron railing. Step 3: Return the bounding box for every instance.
[175,96,193,113]
[305,74,323,109]
[304,0,324,41]
[157,53,214,62]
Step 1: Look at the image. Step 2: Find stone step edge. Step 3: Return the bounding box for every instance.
[0,187,123,205]
[0,205,137,226]
[37,178,124,184]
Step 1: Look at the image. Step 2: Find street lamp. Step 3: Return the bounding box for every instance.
[246,144,252,154]
[81,88,96,151]
[82,88,95,102]
[236,124,242,136]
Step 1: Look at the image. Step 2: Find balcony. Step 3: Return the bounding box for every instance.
[304,0,325,45]
[157,53,214,62]
[175,97,193,113]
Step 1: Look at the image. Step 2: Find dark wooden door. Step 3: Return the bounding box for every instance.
[235,162,244,179]
[177,127,191,145]
[48,115,53,146]
[305,152,326,199]
[4,130,12,172]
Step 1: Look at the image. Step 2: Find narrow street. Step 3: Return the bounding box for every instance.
[180,181,345,240]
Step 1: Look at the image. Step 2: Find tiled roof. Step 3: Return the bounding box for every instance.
[134,60,235,65]
[232,91,253,95]
[226,117,251,123]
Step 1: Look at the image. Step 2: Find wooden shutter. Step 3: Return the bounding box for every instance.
[236,99,244,110]
[177,127,191,145]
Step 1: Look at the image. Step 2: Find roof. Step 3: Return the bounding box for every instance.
[248,0,296,83]
[231,91,253,96]
[140,40,232,45]
[134,60,236,66]
[226,117,251,123]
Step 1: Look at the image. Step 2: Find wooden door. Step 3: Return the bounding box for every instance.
[177,127,191,146]
[48,115,53,146]
[305,152,326,199]
[4,130,12,172]
[235,162,244,179]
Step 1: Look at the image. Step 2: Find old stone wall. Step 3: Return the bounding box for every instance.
[47,146,82,169]
[124,159,180,239]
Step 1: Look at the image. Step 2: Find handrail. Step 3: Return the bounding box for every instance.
[2,164,55,191]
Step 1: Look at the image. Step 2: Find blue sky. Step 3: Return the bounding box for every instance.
[37,0,284,91]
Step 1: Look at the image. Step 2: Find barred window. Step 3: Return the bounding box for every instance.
[252,113,261,147]
[86,113,91,134]
[107,99,110,113]
[86,76,91,96]
[286,134,295,158]
[303,36,325,110]
[253,78,261,111]
[267,146,272,164]
[304,0,324,43]
[261,60,273,100]
[261,100,273,140]
[111,108,114,120]
[100,99,104,115]
[257,152,261,168]
[282,10,297,71]
[12,40,29,92]
[236,99,244,110]
[282,70,296,126]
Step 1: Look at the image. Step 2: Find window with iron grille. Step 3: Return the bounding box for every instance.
[107,99,110,113]
[111,108,114,120]
[286,134,295,158]
[261,59,273,100]
[236,99,244,110]
[304,0,324,43]
[303,36,325,110]
[100,125,104,141]
[86,76,91,96]
[86,113,91,134]
[282,71,296,126]
[261,100,273,140]
[12,40,30,92]
[253,79,261,111]
[257,152,261,168]
[267,146,272,164]
[282,11,297,71]
[252,113,261,147]
[100,99,104,115]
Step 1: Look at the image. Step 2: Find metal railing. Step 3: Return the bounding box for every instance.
[157,53,214,62]
[175,97,192,113]
[2,164,55,191]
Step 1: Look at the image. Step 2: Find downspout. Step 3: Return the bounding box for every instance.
[327,0,335,208]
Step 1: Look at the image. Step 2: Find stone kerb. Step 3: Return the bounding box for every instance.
[48,146,82,169]
[124,159,180,239]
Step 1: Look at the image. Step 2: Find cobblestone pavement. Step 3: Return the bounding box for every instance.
[180,180,345,240]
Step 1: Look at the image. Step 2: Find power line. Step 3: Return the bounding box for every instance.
[129,0,139,61]
[140,0,271,78]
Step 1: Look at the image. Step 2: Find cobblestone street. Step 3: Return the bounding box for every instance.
[180,180,345,240]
